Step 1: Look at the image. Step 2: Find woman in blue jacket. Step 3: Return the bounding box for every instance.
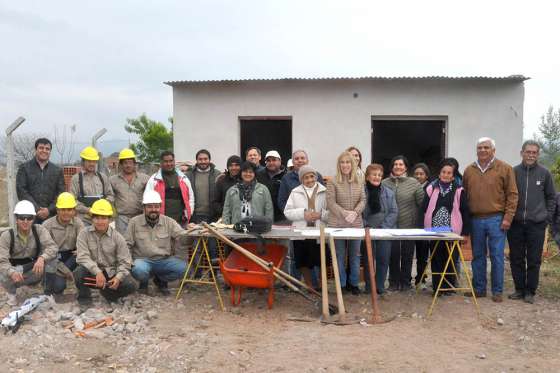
[362,163,398,296]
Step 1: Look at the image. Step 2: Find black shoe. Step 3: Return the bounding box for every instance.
[400,283,412,292]
[387,284,400,292]
[153,277,171,296]
[523,294,535,304]
[349,285,361,296]
[77,298,93,311]
[508,291,524,300]
[138,282,149,295]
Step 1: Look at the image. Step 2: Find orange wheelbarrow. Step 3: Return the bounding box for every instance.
[219,242,287,309]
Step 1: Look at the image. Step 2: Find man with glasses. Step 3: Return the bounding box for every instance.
[16,138,65,224]
[0,200,58,305]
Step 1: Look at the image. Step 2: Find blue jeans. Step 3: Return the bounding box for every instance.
[471,214,506,295]
[334,239,361,287]
[364,240,391,293]
[131,257,186,286]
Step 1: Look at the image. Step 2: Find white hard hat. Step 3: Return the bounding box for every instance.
[142,190,162,205]
[265,150,281,160]
[13,200,36,216]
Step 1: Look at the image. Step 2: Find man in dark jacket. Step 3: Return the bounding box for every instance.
[257,150,287,223]
[16,138,65,224]
[213,155,241,219]
[277,149,324,212]
[185,149,222,223]
[507,140,555,304]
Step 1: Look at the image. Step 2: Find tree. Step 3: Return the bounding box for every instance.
[536,105,560,166]
[0,132,46,166]
[124,114,173,164]
[52,124,77,166]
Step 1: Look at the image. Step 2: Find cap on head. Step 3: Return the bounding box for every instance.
[298,165,316,183]
[90,199,113,217]
[143,190,162,205]
[227,155,242,167]
[265,150,281,160]
[56,192,78,209]
[80,146,100,161]
[118,148,136,161]
[14,200,36,216]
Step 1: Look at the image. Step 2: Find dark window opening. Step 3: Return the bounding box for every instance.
[240,118,292,167]
[371,118,446,177]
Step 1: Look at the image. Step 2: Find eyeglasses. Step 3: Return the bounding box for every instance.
[16,215,34,221]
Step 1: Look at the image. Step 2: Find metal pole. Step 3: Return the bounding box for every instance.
[91,128,107,173]
[5,117,26,227]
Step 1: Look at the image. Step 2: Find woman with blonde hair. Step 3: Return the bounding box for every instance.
[346,146,364,182]
[327,151,366,295]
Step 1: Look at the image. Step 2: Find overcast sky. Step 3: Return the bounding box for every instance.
[1,0,559,156]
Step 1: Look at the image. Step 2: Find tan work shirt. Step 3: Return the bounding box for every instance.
[125,214,186,260]
[76,225,131,280]
[70,171,115,222]
[0,225,59,277]
[42,216,85,252]
[110,172,150,217]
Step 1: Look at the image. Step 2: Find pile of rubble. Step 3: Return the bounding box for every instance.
[0,289,206,371]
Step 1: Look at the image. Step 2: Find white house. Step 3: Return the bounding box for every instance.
[166,76,527,175]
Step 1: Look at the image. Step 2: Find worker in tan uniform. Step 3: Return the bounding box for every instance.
[125,190,187,296]
[74,199,136,308]
[0,200,58,306]
[110,148,150,234]
[70,146,114,225]
[42,192,85,296]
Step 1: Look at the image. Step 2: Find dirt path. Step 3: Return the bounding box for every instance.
[0,281,559,373]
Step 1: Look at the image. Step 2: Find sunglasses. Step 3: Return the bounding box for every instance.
[16,215,35,221]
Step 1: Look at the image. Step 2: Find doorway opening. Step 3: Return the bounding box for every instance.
[240,117,292,167]
[371,117,446,177]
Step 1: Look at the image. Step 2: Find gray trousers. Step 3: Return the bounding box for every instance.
[1,270,42,295]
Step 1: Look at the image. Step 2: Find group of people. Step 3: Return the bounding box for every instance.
[0,135,556,309]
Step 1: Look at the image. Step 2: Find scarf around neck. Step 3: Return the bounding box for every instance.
[237,179,256,202]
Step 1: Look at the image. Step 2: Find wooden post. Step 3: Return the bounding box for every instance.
[5,117,25,227]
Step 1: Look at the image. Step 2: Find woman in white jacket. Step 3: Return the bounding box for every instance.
[284,165,328,288]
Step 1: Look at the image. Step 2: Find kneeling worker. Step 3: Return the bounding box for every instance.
[43,192,85,296]
[0,200,58,305]
[125,190,187,295]
[74,199,136,307]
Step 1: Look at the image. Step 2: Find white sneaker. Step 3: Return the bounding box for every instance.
[6,293,17,306]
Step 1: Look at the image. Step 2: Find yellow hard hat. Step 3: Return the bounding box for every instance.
[90,199,113,217]
[56,192,77,209]
[119,148,136,160]
[80,146,100,161]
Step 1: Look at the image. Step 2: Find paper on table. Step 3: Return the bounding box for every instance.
[380,229,445,236]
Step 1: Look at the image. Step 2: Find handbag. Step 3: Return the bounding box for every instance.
[233,216,272,234]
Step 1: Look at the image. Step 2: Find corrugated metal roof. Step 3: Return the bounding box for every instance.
[164,75,529,86]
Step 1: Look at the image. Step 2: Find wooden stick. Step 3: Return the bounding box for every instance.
[204,223,322,297]
[328,235,346,317]
[202,223,338,313]
[320,225,329,319]
[365,228,382,323]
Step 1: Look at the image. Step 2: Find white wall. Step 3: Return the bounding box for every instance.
[171,79,524,175]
